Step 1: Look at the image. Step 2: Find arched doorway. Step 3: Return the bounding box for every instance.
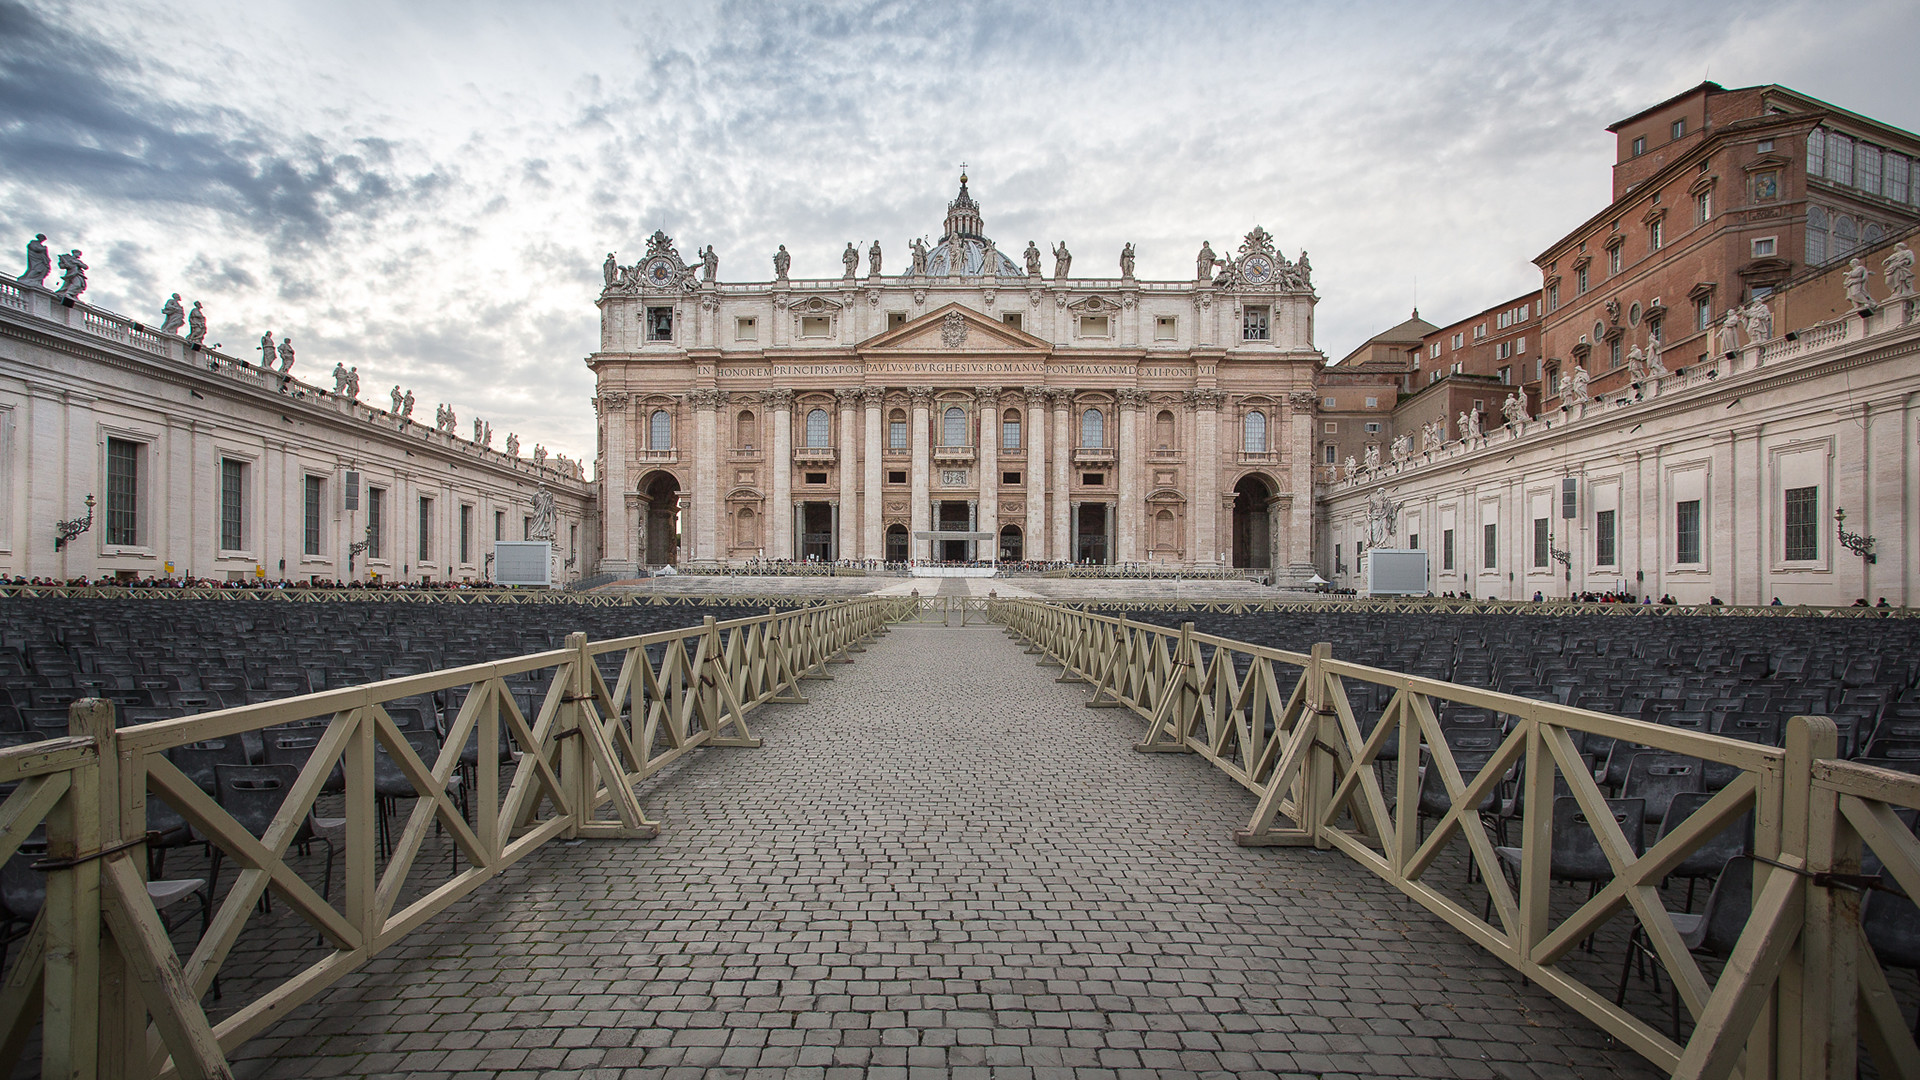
[1231,475,1273,569]
[884,524,909,563]
[640,471,681,567]
[999,524,1023,562]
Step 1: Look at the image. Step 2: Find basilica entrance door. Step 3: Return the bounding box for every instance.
[641,472,681,566]
[800,502,835,561]
[1075,503,1109,564]
[1232,475,1272,568]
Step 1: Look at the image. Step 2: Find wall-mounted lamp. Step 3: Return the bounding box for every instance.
[53,494,95,551]
[1835,507,1877,564]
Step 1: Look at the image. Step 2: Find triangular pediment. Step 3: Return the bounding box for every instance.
[858,302,1051,354]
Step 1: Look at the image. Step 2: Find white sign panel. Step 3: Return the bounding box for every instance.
[1364,549,1428,597]
[494,541,552,587]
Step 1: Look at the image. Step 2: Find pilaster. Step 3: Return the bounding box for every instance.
[1050,389,1071,561]
[862,387,884,560]
[976,386,999,561]
[836,388,861,560]
[768,389,793,560]
[1024,387,1048,561]
[909,388,932,561]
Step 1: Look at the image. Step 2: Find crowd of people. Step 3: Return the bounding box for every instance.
[2,575,507,590]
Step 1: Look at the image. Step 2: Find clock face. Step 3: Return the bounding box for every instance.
[1241,253,1275,285]
[643,256,677,289]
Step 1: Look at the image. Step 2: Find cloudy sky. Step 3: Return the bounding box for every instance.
[4,0,1917,464]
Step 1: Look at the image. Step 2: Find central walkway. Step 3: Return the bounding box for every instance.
[236,623,1662,1079]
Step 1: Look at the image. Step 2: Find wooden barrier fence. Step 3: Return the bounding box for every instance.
[991,599,1920,1080]
[0,596,908,1079]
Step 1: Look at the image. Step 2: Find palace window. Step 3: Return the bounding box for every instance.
[1154,316,1177,340]
[1649,219,1664,251]
[734,316,757,341]
[1576,266,1589,294]
[1676,499,1702,564]
[1752,237,1776,258]
[1483,523,1497,569]
[1364,422,1380,434]
[1078,315,1109,337]
[1244,411,1267,453]
[1002,409,1021,449]
[942,406,967,447]
[1695,190,1711,224]
[1324,444,1335,464]
[1609,247,1622,275]
[1632,136,1646,157]
[418,497,433,562]
[1442,529,1454,571]
[367,488,384,559]
[1596,509,1616,566]
[459,504,472,564]
[105,437,141,546]
[1546,282,1559,311]
[304,475,327,557]
[219,458,246,551]
[1671,118,1686,140]
[1242,305,1270,341]
[1609,339,1622,369]
[649,409,671,450]
[888,312,907,329]
[646,307,673,341]
[1002,312,1022,330]
[888,410,907,450]
[1004,471,1021,485]
[800,315,831,337]
[1696,297,1713,331]
[1082,473,1105,486]
[805,408,831,448]
[1533,518,1549,568]
[1081,408,1105,448]
[1784,486,1819,561]
[1833,214,1858,261]
[888,470,906,484]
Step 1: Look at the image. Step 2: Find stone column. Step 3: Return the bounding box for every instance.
[909,388,933,561]
[1024,387,1048,562]
[767,389,794,560]
[1069,499,1079,564]
[836,388,861,561]
[691,389,722,564]
[1104,502,1115,565]
[1116,388,1142,563]
[829,499,840,562]
[597,392,634,576]
[1191,388,1221,567]
[861,387,884,562]
[967,498,978,561]
[1050,389,1071,561]
[975,387,999,562]
[1286,392,1316,577]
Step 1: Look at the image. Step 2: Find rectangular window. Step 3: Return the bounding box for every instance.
[1676,499,1702,564]
[1752,237,1776,257]
[1323,421,1337,434]
[1515,335,1525,352]
[459,504,472,564]
[805,471,827,485]
[1078,315,1110,337]
[1003,471,1021,485]
[1783,486,1819,560]
[800,315,831,337]
[1002,415,1021,449]
[1364,397,1378,408]
[1082,472,1104,486]
[1857,143,1882,196]
[646,307,673,341]
[1576,266,1589,294]
[1408,533,1419,552]
[1442,529,1455,570]
[1154,316,1177,340]
[1451,332,1464,349]
[367,487,384,560]
[1696,298,1712,331]
[1323,444,1335,464]
[1596,509,1616,566]
[734,316,757,341]
[105,437,140,545]
[1430,342,1441,358]
[887,470,907,484]
[1364,422,1380,434]
[1483,523,1497,569]
[1241,306,1269,341]
[1649,220,1663,251]
[1632,135,1646,157]
[1474,323,1487,340]
[1534,518,1549,568]
[493,509,504,542]
[889,419,908,450]
[523,516,532,541]
[302,475,324,556]
[1609,246,1622,274]
[1887,153,1910,204]
[1756,138,1774,154]
[1807,130,1826,177]
[1609,339,1622,369]
[1671,118,1686,140]
[1546,282,1559,311]
[219,458,245,551]
[418,497,433,562]
[1002,312,1021,330]
[1829,132,1853,186]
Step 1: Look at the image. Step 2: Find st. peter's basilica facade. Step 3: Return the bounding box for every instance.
[588,176,1323,580]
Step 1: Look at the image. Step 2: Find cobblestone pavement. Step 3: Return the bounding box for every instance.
[234,624,1665,1079]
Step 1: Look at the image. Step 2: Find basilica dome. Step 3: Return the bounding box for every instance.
[917,174,1024,277]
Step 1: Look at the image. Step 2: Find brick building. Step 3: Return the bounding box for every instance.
[1536,81,1920,409]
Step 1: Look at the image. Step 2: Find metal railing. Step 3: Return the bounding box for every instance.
[0,596,910,1078]
[990,599,1920,1080]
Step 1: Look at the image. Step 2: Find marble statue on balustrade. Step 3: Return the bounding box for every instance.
[1390,434,1409,463]
[1366,487,1401,547]
[1502,392,1531,431]
[506,432,520,457]
[603,252,618,288]
[1343,454,1358,480]
[1645,331,1668,377]
[842,242,859,279]
[436,403,456,433]
[1743,297,1774,344]
[17,234,49,286]
[335,363,352,394]
[868,240,882,277]
[186,301,206,346]
[1567,365,1591,406]
[1196,241,1217,281]
[258,331,276,367]
[1717,308,1743,355]
[1883,242,1914,299]
[701,245,718,282]
[401,389,414,419]
[773,244,790,281]
[1627,346,1649,384]
[1464,407,1484,439]
[1023,241,1042,277]
[345,366,360,398]
[160,294,185,335]
[55,249,87,299]
[390,385,403,413]
[1119,243,1136,280]
[910,238,929,277]
[1363,443,1381,472]
[533,443,547,467]
[1844,258,1873,309]
[1419,418,1440,452]
[480,420,492,447]
[1051,241,1071,280]
[529,484,557,542]
[473,417,484,443]
[276,336,296,374]
[1297,251,1312,287]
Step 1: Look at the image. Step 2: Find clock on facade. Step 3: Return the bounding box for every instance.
[642,256,678,289]
[1240,253,1275,285]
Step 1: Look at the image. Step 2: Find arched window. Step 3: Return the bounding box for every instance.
[888,408,908,450]
[1001,407,1021,450]
[1154,409,1175,449]
[649,410,671,450]
[805,408,830,448]
[735,409,755,447]
[943,406,967,447]
[1244,411,1267,453]
[1834,214,1858,260]
[1081,408,1105,448]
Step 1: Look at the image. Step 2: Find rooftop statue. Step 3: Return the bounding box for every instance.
[842,242,859,279]
[773,244,790,281]
[17,234,49,286]
[1567,365,1591,406]
[1843,257,1874,308]
[868,239,882,277]
[1196,241,1217,281]
[1051,241,1071,280]
[401,389,415,419]
[54,249,87,299]
[160,293,185,335]
[506,432,520,457]
[333,363,350,394]
[390,385,403,413]
[1884,241,1915,298]
[1023,241,1041,277]
[1742,297,1773,344]
[1717,307,1743,354]
[186,301,206,346]
[910,237,929,277]
[345,365,359,399]
[277,336,295,374]
[1626,346,1648,383]
[701,245,718,282]
[258,330,276,368]
[1645,330,1667,376]
[1119,242,1135,280]
[603,252,618,288]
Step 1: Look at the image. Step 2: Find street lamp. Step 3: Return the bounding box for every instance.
[1835,507,1877,564]
[54,494,96,551]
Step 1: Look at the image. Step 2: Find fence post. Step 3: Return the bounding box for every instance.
[1306,642,1335,850]
[1782,714,1843,1079]
[561,631,591,839]
[43,699,110,1079]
